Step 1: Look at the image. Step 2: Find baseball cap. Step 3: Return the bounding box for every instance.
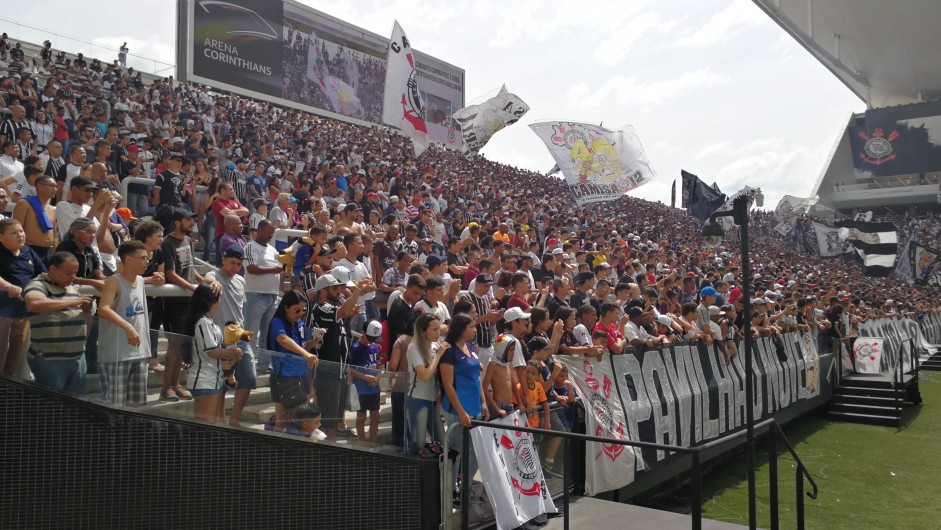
[476,273,494,284]
[364,320,383,342]
[504,307,532,323]
[686,272,699,278]
[700,286,718,299]
[313,274,343,291]
[527,335,551,352]
[626,306,645,318]
[170,208,197,223]
[115,207,136,222]
[329,267,357,287]
[551,248,564,256]
[708,305,721,316]
[69,176,99,189]
[222,246,244,259]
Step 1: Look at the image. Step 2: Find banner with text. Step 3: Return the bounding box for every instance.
[561,331,829,489]
[530,121,655,205]
[453,85,530,158]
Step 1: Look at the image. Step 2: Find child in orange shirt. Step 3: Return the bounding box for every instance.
[515,360,550,430]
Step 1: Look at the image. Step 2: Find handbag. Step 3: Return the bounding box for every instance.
[277,377,307,408]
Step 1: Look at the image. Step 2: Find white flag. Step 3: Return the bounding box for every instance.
[529,121,655,205]
[564,357,636,495]
[716,186,756,230]
[382,21,429,156]
[470,411,557,530]
[812,222,849,257]
[775,195,816,220]
[852,337,884,375]
[453,85,530,158]
[773,216,797,236]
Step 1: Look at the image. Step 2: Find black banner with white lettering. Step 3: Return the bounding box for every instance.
[564,331,831,489]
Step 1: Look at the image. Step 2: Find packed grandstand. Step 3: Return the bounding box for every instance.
[1,28,939,500]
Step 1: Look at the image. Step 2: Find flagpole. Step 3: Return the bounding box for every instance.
[736,195,757,530]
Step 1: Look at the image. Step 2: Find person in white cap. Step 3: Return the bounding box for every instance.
[308,272,374,441]
[348,320,383,444]
[502,306,535,415]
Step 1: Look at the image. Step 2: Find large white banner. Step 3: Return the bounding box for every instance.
[470,411,557,530]
[565,358,636,495]
[453,85,529,158]
[382,21,429,156]
[529,121,655,205]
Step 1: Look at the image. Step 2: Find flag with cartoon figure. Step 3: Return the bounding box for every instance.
[530,121,655,205]
[453,85,530,158]
[382,21,429,156]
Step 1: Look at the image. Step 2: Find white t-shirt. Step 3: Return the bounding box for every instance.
[336,257,375,303]
[414,299,450,323]
[186,316,224,390]
[406,341,439,401]
[243,240,281,294]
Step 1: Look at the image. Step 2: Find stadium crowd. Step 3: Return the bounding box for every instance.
[1,34,940,496]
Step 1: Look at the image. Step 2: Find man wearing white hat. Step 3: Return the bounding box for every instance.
[502,307,535,416]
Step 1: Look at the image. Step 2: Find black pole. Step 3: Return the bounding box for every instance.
[564,437,570,530]
[768,427,779,530]
[796,467,805,530]
[691,453,702,530]
[737,196,757,530]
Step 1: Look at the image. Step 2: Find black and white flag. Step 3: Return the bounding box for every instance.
[835,220,898,276]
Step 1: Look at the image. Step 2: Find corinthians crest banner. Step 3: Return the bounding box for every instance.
[559,332,830,490]
[910,242,941,286]
[383,21,429,156]
[566,357,636,496]
[471,411,557,530]
[529,121,655,205]
[453,85,530,158]
[848,100,941,177]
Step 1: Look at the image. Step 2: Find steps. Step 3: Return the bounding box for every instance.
[920,352,941,371]
[827,373,922,427]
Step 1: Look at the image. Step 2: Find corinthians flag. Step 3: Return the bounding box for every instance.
[680,170,726,221]
[382,21,429,156]
[835,219,899,276]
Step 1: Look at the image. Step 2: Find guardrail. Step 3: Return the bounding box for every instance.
[462,416,818,530]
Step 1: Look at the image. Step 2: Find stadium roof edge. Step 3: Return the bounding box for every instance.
[752,0,941,109]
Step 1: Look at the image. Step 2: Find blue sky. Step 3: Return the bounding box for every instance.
[8,0,866,207]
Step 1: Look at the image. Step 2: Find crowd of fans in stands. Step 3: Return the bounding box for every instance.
[1,34,940,499]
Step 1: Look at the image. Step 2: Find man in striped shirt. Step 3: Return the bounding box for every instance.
[23,251,93,393]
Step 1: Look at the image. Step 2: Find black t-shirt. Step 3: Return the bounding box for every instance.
[546,295,567,320]
[388,296,419,342]
[55,240,99,279]
[311,302,349,364]
[155,169,184,207]
[161,234,194,284]
[569,290,589,311]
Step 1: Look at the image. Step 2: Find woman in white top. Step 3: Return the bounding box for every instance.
[183,285,243,423]
[405,313,445,458]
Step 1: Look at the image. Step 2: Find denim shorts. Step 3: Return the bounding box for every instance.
[190,387,224,397]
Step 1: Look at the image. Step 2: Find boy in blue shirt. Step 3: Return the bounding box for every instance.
[348,320,382,444]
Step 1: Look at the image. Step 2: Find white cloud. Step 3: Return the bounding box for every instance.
[593,12,675,67]
[567,68,728,107]
[695,141,730,161]
[674,0,765,47]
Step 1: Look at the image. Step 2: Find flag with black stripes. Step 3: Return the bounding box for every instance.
[835,219,898,276]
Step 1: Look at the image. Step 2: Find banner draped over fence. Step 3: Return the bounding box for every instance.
[561,331,830,494]
[471,411,557,530]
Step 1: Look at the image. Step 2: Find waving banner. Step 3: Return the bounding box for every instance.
[681,170,727,221]
[530,121,655,205]
[471,411,557,530]
[812,222,850,257]
[383,21,429,156]
[565,357,636,495]
[910,242,941,286]
[775,195,816,220]
[453,85,529,158]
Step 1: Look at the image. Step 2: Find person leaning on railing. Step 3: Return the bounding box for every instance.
[268,289,322,433]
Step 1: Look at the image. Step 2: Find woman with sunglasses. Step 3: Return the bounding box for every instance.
[268,290,322,432]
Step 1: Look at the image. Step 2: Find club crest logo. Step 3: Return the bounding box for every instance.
[853,341,879,362]
[858,128,899,165]
[496,416,545,498]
